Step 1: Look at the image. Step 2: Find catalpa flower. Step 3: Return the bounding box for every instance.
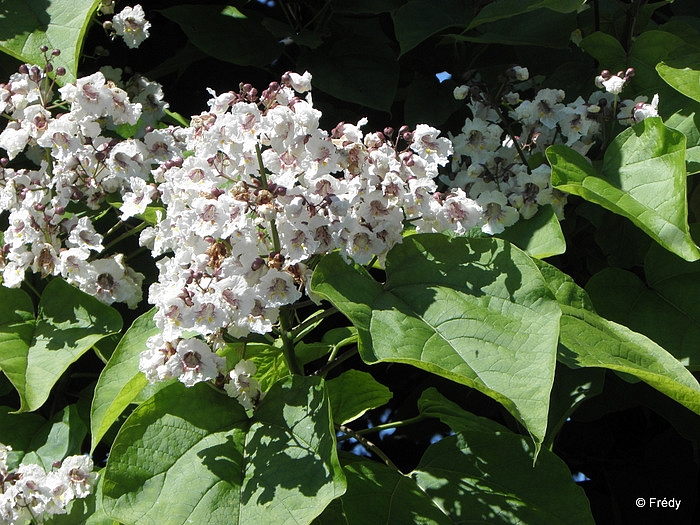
[112,4,151,49]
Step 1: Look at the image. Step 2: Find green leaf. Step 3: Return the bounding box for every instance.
[326,370,393,425]
[339,455,452,525]
[0,278,122,412]
[392,0,472,55]
[579,31,627,72]
[261,18,323,49]
[231,341,290,391]
[547,118,700,261]
[629,30,687,94]
[0,0,102,83]
[544,364,605,448]
[534,259,700,415]
[413,388,595,524]
[102,376,345,525]
[22,404,87,470]
[298,18,398,112]
[657,52,700,104]
[90,308,167,453]
[664,109,700,175]
[455,8,577,49]
[0,406,46,468]
[468,0,586,28]
[159,5,282,67]
[312,233,561,452]
[497,204,566,258]
[585,249,700,370]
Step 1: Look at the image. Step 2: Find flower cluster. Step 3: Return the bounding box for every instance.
[0,62,168,306]
[0,444,97,524]
[445,66,660,233]
[133,72,483,388]
[0,59,663,404]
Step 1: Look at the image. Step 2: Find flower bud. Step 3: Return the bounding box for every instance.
[251,257,265,271]
[453,85,470,100]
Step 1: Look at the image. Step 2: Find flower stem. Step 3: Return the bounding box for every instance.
[255,143,282,253]
[338,424,400,472]
[279,306,302,375]
[314,346,358,377]
[337,414,426,441]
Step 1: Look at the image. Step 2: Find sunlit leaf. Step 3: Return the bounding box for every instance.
[326,370,392,425]
[585,237,700,370]
[0,0,102,83]
[0,279,122,412]
[534,259,700,415]
[90,308,167,453]
[312,233,561,453]
[547,117,700,261]
[102,376,345,525]
[498,204,566,258]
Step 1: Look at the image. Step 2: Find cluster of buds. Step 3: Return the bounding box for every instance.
[595,67,635,95]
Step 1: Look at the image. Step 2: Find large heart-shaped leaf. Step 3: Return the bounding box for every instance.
[159,5,282,67]
[0,0,102,83]
[547,117,700,261]
[467,0,586,29]
[534,260,700,415]
[312,233,561,453]
[392,0,472,55]
[585,236,700,370]
[0,278,122,412]
[412,388,595,524]
[102,376,345,525]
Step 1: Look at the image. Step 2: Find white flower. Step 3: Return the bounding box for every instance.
[435,189,483,234]
[411,124,452,167]
[82,255,144,308]
[175,338,226,387]
[595,73,626,95]
[453,85,470,100]
[287,71,313,92]
[58,455,98,499]
[634,94,659,123]
[0,445,97,524]
[0,122,30,159]
[512,66,529,81]
[478,190,520,235]
[112,4,151,49]
[225,359,264,410]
